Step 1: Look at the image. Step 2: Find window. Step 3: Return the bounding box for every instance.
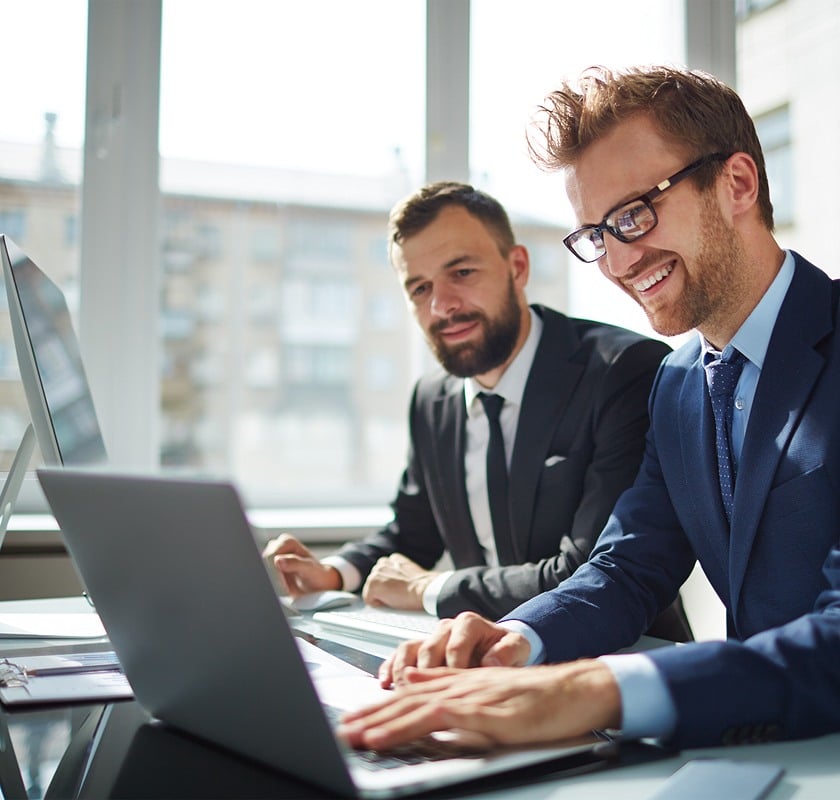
[4,1,768,516]
[755,106,794,228]
[157,0,425,505]
[0,0,87,479]
[470,0,683,335]
[736,0,783,19]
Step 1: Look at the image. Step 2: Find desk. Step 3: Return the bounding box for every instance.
[0,598,838,799]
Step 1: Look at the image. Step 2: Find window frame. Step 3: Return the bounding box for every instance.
[15,0,735,512]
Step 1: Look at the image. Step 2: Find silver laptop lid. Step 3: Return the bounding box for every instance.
[37,467,356,797]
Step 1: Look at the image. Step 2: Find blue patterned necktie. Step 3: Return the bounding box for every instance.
[478,392,513,562]
[703,350,747,524]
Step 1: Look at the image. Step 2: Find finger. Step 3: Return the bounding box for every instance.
[387,639,425,686]
[378,651,398,688]
[361,578,384,607]
[371,556,390,573]
[273,554,330,595]
[399,666,462,684]
[263,533,310,559]
[444,613,494,669]
[386,552,413,569]
[480,632,531,668]
[271,557,292,594]
[338,696,456,750]
[415,626,453,670]
[273,553,306,576]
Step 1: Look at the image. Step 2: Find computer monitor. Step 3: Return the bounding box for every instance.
[1,234,107,468]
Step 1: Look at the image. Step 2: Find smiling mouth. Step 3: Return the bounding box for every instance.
[632,263,674,292]
[433,316,481,338]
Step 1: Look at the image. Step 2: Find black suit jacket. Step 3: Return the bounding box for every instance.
[337,305,688,637]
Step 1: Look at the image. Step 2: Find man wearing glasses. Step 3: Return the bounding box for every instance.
[338,65,840,751]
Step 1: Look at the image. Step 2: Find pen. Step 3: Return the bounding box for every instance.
[24,661,123,678]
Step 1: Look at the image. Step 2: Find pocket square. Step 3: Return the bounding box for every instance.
[544,455,567,467]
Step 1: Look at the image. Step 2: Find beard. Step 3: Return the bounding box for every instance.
[426,276,522,378]
[634,193,749,338]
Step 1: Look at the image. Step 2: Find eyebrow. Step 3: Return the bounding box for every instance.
[402,254,474,292]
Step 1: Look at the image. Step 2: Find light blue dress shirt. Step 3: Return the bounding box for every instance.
[503,251,795,740]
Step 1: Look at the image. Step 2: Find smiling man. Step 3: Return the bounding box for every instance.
[264,181,689,639]
[338,67,840,754]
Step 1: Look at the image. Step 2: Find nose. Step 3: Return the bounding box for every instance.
[429,284,461,319]
[601,236,644,280]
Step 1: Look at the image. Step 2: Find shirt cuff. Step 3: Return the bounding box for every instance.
[421,571,453,616]
[598,653,677,740]
[320,556,363,593]
[498,620,545,665]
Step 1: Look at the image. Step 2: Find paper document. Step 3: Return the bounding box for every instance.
[0,650,133,706]
[0,596,107,638]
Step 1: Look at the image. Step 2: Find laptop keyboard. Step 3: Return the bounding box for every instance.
[324,705,483,771]
[313,607,441,641]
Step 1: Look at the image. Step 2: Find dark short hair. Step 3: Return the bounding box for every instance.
[527,65,774,230]
[388,181,517,263]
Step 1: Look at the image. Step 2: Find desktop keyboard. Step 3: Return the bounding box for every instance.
[312,607,441,641]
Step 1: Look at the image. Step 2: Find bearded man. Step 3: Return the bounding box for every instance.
[264,181,690,641]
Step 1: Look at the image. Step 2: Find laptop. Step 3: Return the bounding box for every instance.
[37,468,615,799]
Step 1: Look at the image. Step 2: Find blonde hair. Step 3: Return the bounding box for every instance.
[528,65,773,229]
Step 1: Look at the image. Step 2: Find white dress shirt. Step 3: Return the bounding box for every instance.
[324,309,543,613]
[421,309,542,612]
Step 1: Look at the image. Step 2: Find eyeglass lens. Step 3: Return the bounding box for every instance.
[569,199,657,262]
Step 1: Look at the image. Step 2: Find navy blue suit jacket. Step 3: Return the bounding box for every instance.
[503,254,840,747]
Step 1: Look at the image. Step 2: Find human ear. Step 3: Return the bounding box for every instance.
[721,152,760,218]
[510,244,530,287]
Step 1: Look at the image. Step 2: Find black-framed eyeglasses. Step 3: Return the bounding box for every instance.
[563,152,731,263]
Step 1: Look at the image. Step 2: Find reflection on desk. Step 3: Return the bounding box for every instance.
[0,601,839,799]
[1,696,839,799]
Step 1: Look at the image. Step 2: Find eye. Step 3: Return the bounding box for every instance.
[409,282,429,301]
[612,201,655,235]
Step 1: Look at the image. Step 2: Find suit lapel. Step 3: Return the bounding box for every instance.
[729,256,834,610]
[508,310,583,563]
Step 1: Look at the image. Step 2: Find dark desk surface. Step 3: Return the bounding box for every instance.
[0,698,677,800]
[0,602,838,799]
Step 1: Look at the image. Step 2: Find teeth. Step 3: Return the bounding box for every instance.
[633,264,673,292]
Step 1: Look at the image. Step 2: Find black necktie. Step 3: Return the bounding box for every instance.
[478,392,513,563]
[703,350,746,523]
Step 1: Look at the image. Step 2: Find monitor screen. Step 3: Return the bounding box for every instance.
[1,235,107,467]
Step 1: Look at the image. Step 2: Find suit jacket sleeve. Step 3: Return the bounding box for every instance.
[437,335,672,619]
[503,314,840,747]
[333,382,448,583]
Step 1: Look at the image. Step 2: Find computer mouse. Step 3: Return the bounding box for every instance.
[293,590,358,612]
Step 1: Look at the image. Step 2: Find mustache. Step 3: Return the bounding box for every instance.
[622,251,677,285]
[429,311,485,336]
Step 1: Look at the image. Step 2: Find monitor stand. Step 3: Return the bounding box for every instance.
[0,424,35,552]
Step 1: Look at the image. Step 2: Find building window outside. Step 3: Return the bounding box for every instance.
[7,1,788,513]
[736,0,783,20]
[0,0,86,477]
[755,105,794,228]
[0,210,27,243]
